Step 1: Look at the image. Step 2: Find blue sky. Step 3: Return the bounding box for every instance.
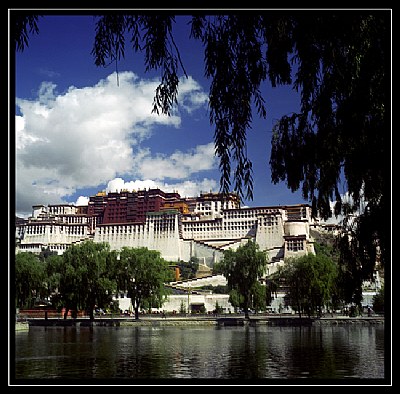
[13,13,320,218]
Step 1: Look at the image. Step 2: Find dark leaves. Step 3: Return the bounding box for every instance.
[92,15,184,116]
[203,15,268,201]
[13,13,41,52]
[92,15,127,67]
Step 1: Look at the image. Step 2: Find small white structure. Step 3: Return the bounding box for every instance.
[114,275,233,314]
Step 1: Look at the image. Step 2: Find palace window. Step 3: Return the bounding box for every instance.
[287,239,304,252]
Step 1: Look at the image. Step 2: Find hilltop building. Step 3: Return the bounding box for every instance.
[15,189,317,277]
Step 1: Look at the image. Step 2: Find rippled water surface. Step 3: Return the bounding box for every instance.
[13,324,387,383]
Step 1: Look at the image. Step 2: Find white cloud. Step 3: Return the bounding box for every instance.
[75,196,89,206]
[104,177,218,199]
[137,143,217,180]
[15,71,213,215]
[106,178,159,193]
[176,76,209,114]
[162,179,219,198]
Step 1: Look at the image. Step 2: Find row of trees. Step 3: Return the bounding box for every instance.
[15,238,384,321]
[214,239,384,319]
[15,241,175,320]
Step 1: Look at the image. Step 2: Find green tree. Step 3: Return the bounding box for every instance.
[42,253,63,309]
[60,240,116,320]
[313,241,343,311]
[36,247,64,306]
[278,254,338,318]
[214,240,267,319]
[251,281,267,313]
[13,11,389,292]
[38,246,58,262]
[15,252,46,309]
[177,257,199,280]
[113,247,173,319]
[179,300,186,314]
[214,300,223,314]
[226,288,243,313]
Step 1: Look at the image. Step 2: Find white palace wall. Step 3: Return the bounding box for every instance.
[94,212,183,261]
[16,202,315,269]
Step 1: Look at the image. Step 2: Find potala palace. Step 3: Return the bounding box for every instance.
[16,188,380,313]
[15,189,326,276]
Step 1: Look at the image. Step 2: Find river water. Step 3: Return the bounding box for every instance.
[12,324,388,384]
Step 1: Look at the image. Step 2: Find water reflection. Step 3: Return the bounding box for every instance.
[13,325,386,382]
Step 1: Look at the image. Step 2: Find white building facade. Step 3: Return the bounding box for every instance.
[16,196,316,272]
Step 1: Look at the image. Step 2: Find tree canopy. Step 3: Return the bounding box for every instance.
[214,240,268,318]
[276,253,338,318]
[177,257,199,280]
[15,252,46,309]
[113,246,173,319]
[60,240,116,319]
[14,245,175,317]
[12,10,390,281]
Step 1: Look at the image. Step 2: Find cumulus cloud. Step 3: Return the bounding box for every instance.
[175,76,208,114]
[162,179,219,198]
[106,178,159,193]
[137,143,217,180]
[15,71,216,216]
[104,177,218,199]
[75,196,90,206]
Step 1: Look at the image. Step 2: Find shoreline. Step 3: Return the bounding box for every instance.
[15,315,384,330]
